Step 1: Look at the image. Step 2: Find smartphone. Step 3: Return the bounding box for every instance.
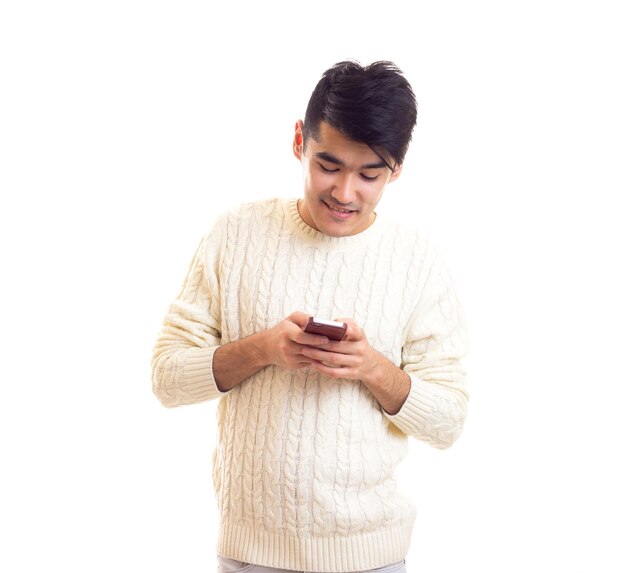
[304,317,347,341]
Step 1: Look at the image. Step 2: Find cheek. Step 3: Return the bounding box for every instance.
[305,171,332,192]
[363,186,385,206]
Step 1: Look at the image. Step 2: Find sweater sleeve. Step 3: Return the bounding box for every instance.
[384,247,469,449]
[151,217,228,407]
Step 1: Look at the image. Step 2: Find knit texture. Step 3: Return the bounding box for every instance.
[151,197,469,572]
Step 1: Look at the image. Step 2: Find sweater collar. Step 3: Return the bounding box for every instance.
[286,198,385,250]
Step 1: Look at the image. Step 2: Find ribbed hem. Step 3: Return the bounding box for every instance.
[217,520,413,572]
[181,346,226,402]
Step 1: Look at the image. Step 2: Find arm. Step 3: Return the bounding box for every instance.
[386,248,469,448]
[152,224,330,404]
[299,321,412,415]
[212,312,329,391]
[211,332,269,392]
[300,248,469,448]
[151,222,225,408]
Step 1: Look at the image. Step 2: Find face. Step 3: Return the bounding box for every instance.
[293,120,402,237]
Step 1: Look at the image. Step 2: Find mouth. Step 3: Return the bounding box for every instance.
[323,200,357,219]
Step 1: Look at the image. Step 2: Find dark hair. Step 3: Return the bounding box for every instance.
[302,60,417,169]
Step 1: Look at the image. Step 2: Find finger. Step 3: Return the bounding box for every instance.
[301,347,358,368]
[315,340,355,354]
[309,361,354,379]
[294,331,330,346]
[333,318,362,342]
[288,311,313,328]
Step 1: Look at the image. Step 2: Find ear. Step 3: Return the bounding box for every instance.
[293,119,304,161]
[388,162,403,183]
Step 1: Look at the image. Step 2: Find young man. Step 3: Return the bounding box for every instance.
[152,61,469,573]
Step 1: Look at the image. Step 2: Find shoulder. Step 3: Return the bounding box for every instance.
[202,197,287,247]
[208,198,284,233]
[223,197,285,221]
[203,197,282,230]
[376,213,439,265]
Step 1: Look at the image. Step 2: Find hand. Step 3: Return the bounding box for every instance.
[261,311,331,370]
[299,318,379,381]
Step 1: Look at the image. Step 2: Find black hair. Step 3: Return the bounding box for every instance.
[302,60,418,170]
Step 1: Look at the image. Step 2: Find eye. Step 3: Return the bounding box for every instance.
[360,173,379,182]
[318,162,339,174]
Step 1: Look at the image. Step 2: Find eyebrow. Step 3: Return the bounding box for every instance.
[314,151,388,170]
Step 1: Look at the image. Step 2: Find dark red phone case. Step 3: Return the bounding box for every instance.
[304,317,347,341]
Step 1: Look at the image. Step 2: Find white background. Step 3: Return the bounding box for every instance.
[1,1,625,571]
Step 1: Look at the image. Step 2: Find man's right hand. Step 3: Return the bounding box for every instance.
[261,311,330,370]
[213,311,330,392]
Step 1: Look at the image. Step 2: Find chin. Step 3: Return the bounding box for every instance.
[322,223,361,238]
[323,228,351,238]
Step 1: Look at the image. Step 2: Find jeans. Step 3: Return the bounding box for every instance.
[217,555,407,573]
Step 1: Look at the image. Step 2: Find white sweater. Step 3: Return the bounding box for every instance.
[152,197,469,572]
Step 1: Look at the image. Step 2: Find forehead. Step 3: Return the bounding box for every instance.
[307,122,380,163]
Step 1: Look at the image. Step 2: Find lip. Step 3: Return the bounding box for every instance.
[323,200,357,220]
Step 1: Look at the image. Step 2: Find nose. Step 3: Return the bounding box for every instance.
[331,173,356,205]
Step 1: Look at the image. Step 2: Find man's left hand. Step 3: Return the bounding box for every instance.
[301,317,411,415]
[299,318,380,383]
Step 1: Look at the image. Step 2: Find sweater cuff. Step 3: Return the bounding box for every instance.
[384,375,429,435]
[181,346,227,402]
[383,374,465,448]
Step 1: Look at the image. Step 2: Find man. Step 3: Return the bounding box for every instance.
[152,60,468,573]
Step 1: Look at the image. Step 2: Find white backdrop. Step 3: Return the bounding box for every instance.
[1,1,625,571]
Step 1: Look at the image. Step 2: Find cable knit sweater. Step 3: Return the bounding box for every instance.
[151,197,469,572]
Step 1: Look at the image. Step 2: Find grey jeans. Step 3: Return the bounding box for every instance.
[216,555,407,573]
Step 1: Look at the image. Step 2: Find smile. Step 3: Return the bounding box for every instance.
[324,201,357,218]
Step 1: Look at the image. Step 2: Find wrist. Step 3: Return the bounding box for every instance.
[360,348,386,388]
[360,350,411,416]
[252,329,273,368]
